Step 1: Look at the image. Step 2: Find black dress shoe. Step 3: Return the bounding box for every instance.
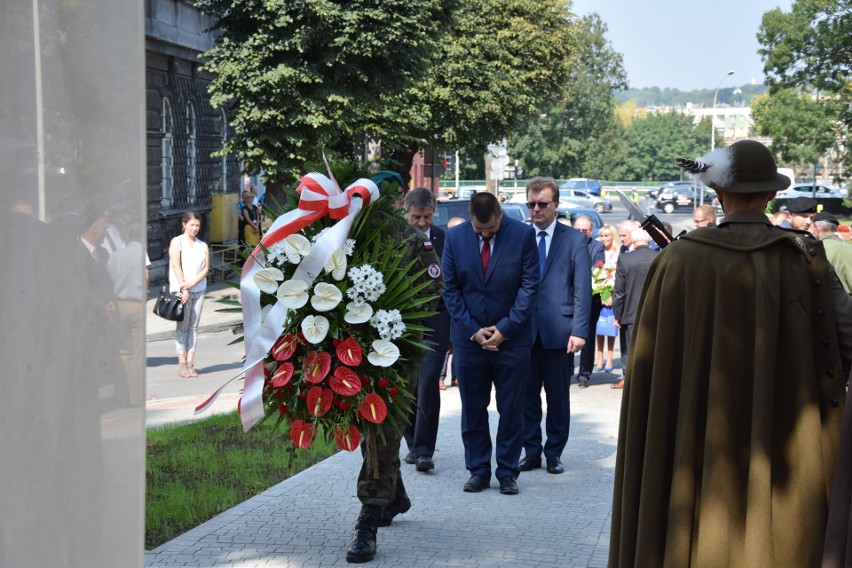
[577,375,590,388]
[415,456,434,472]
[518,456,542,472]
[498,476,519,495]
[463,474,490,493]
[403,450,416,464]
[546,456,565,474]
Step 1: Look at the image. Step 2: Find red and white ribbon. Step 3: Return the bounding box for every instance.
[195,173,380,432]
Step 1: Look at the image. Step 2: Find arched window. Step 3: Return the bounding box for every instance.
[186,101,197,204]
[161,97,174,207]
[219,108,228,192]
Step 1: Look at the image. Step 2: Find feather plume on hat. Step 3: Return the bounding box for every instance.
[675,148,734,190]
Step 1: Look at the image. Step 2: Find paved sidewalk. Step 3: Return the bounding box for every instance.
[144,374,622,567]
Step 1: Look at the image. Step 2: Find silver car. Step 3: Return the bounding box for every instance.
[558,188,613,213]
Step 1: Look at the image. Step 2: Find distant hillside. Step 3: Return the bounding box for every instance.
[615,84,768,107]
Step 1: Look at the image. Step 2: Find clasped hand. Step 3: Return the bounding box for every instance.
[474,326,504,351]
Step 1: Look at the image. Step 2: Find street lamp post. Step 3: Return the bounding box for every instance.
[710,70,735,152]
[704,70,735,207]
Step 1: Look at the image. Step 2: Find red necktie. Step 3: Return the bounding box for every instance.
[481,236,491,276]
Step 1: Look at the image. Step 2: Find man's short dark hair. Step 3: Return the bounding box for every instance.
[404,187,437,212]
[525,177,559,202]
[469,192,501,223]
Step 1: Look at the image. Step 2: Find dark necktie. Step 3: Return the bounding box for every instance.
[538,231,547,276]
[481,236,491,276]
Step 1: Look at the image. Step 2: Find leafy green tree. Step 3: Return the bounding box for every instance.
[197,0,450,183]
[618,112,711,182]
[757,0,851,176]
[509,13,627,179]
[752,89,836,167]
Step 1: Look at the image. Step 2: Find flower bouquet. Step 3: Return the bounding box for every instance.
[592,261,615,302]
[202,163,440,468]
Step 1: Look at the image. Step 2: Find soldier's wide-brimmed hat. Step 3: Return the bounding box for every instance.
[676,140,791,194]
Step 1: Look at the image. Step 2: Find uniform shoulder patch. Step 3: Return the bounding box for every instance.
[427,263,442,279]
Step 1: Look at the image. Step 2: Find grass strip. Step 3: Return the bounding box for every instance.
[146,411,337,550]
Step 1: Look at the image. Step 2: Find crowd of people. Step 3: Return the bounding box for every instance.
[344,139,852,567]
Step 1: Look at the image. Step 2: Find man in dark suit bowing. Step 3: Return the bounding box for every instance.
[402,188,449,474]
[442,192,539,495]
[519,178,592,475]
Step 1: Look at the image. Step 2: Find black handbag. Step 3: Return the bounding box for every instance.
[153,285,184,322]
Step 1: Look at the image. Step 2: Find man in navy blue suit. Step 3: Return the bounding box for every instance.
[519,178,592,475]
[442,192,540,495]
[402,188,449,474]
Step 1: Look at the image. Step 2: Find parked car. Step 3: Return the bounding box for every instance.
[654,182,716,213]
[560,178,602,196]
[775,183,844,199]
[433,198,530,229]
[556,205,604,239]
[558,188,613,213]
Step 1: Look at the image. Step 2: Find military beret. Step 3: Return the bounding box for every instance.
[787,196,818,214]
[814,211,839,225]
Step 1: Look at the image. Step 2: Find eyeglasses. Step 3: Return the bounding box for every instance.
[526,201,553,210]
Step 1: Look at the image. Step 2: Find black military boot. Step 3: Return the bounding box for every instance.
[376,477,412,527]
[346,504,378,563]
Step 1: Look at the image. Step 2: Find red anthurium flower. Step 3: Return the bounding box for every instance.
[307,386,334,417]
[330,366,362,396]
[359,393,388,424]
[303,351,332,384]
[290,420,316,449]
[263,365,272,378]
[272,334,300,361]
[388,387,399,397]
[271,362,295,388]
[334,424,361,452]
[377,377,390,389]
[335,337,363,366]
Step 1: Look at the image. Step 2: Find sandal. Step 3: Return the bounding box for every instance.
[178,362,192,378]
[187,363,199,377]
[611,379,625,389]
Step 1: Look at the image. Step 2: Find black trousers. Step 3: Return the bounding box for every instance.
[578,294,603,376]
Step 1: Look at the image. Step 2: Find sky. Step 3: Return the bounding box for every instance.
[570,0,794,91]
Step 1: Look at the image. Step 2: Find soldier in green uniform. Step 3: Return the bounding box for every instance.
[347,182,444,564]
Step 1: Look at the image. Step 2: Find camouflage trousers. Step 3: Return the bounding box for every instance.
[356,424,404,506]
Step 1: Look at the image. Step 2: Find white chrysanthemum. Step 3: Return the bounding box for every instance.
[301,315,330,344]
[343,239,356,256]
[367,340,400,367]
[253,267,284,294]
[370,309,405,340]
[311,282,343,312]
[324,249,348,281]
[344,301,373,324]
[276,279,309,309]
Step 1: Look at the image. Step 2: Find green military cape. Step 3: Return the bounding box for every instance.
[609,212,846,567]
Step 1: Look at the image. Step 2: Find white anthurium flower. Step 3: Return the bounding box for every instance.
[310,282,343,312]
[276,279,310,309]
[283,234,312,263]
[301,315,330,344]
[344,301,373,324]
[324,249,348,281]
[367,340,400,367]
[253,267,284,294]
